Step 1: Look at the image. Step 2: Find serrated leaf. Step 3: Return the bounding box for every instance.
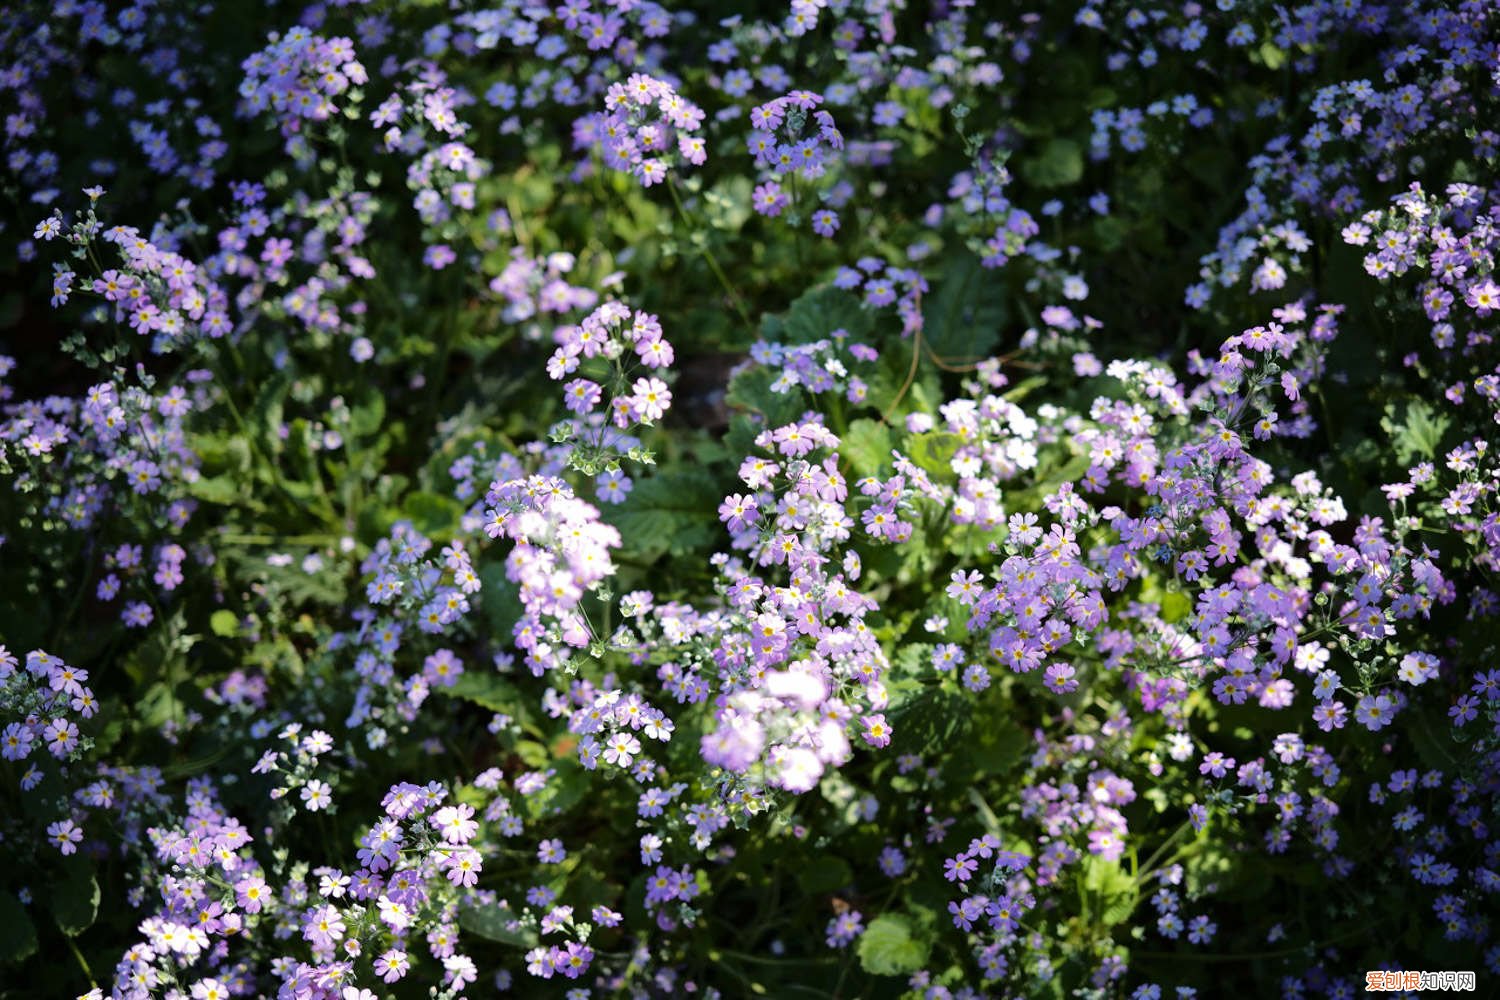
[1380,398,1451,467]
[1160,590,1190,624]
[1082,856,1137,928]
[1002,374,1047,402]
[609,469,721,560]
[923,251,1006,364]
[479,562,524,638]
[704,175,753,234]
[188,475,243,506]
[249,369,293,455]
[524,763,590,820]
[725,364,806,429]
[763,286,873,346]
[441,669,524,716]
[841,419,891,478]
[889,687,970,750]
[905,431,963,478]
[858,913,929,976]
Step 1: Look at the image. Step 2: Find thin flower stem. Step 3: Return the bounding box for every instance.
[665,178,755,334]
[881,324,925,425]
[65,934,97,989]
[1135,817,1196,885]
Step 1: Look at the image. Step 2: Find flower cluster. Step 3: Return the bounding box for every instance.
[746,90,845,235]
[483,475,620,676]
[545,299,675,473]
[240,29,368,148]
[592,74,706,187]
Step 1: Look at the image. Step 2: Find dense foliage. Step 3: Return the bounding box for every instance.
[2,0,1498,997]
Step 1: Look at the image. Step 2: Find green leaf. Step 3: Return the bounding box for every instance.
[52,868,100,936]
[799,856,854,895]
[402,491,464,539]
[348,391,386,438]
[1160,590,1191,624]
[841,419,892,478]
[479,562,524,638]
[923,251,1007,364]
[762,286,873,347]
[905,431,964,478]
[457,903,538,948]
[1406,705,1461,772]
[1021,137,1084,188]
[1082,855,1134,896]
[1258,41,1287,70]
[1082,855,1138,928]
[188,475,244,506]
[441,669,524,716]
[725,366,806,430]
[0,892,37,963]
[858,913,929,976]
[1002,375,1048,402]
[249,369,293,455]
[889,687,970,752]
[524,763,590,820]
[609,469,721,560]
[1380,398,1451,466]
[209,610,240,638]
[703,175,753,234]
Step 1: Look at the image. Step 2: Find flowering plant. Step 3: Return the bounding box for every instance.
[2,1,1499,999]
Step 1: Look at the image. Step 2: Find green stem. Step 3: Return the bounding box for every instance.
[65,933,97,989]
[1135,817,1196,885]
[666,178,755,334]
[211,345,337,526]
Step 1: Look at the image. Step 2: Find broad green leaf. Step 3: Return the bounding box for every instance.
[1160,590,1191,624]
[889,687,970,752]
[923,251,1007,364]
[479,562,524,638]
[725,365,806,429]
[0,892,37,963]
[441,669,525,717]
[524,763,590,820]
[858,913,929,976]
[762,286,873,346]
[905,431,964,478]
[1082,856,1138,928]
[841,419,892,478]
[799,855,854,895]
[52,869,100,937]
[609,469,721,560]
[402,491,464,539]
[188,475,243,506]
[703,175,753,234]
[1021,137,1084,188]
[458,903,538,948]
[249,369,293,456]
[348,391,386,438]
[209,610,239,638]
[1380,398,1451,466]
